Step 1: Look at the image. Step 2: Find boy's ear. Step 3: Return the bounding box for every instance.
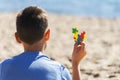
[15,32,22,44]
[44,29,50,41]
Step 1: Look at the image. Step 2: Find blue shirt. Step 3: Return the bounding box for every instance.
[0,52,71,80]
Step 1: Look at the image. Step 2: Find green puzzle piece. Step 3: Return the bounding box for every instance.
[72,28,78,33]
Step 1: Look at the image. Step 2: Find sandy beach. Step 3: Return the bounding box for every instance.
[0,13,120,80]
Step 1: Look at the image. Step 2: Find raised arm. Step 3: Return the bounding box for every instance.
[72,43,86,80]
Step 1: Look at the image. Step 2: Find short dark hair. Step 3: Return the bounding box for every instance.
[16,6,48,45]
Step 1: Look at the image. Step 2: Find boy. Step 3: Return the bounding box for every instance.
[0,6,86,80]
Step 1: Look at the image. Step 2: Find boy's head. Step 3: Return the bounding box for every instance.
[16,6,49,45]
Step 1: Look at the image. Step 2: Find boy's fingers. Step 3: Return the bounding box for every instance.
[74,42,78,48]
[81,43,86,55]
[73,42,86,53]
[81,43,85,49]
[81,42,85,46]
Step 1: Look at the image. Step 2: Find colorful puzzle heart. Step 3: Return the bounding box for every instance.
[72,26,86,44]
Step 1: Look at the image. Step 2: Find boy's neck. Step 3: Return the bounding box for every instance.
[23,41,47,53]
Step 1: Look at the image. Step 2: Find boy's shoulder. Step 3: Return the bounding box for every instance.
[0,58,12,65]
[0,58,13,73]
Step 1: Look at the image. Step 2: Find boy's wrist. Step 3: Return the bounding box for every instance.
[72,62,79,68]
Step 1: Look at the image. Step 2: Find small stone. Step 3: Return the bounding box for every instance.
[85,72,92,75]
[108,75,116,78]
[93,73,100,78]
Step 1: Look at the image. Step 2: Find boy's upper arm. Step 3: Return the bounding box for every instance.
[60,65,72,80]
[0,62,2,77]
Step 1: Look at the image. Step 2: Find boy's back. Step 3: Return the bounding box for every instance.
[0,51,71,80]
[0,6,86,80]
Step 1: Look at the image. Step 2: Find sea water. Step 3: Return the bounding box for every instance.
[0,0,120,18]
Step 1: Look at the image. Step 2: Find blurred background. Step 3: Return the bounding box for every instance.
[0,0,120,80]
[0,0,120,18]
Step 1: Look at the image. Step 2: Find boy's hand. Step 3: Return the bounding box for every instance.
[72,42,86,66]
